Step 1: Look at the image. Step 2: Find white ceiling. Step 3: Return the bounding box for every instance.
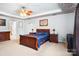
[0,3,77,19]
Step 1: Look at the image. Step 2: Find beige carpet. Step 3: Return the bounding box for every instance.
[0,40,72,56]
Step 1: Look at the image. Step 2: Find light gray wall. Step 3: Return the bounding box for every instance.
[0,12,75,42]
[0,16,10,31]
[21,12,75,42]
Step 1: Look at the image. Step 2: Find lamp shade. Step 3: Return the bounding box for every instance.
[53,29,55,31]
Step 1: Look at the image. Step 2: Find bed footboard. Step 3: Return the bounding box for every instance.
[20,35,38,50]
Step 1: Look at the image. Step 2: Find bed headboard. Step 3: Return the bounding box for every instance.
[36,29,50,34]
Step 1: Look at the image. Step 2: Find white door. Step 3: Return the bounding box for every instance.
[10,21,17,40]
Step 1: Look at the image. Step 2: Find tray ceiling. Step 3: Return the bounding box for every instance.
[0,3,77,19]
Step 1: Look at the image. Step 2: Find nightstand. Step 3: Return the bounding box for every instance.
[50,34,58,43]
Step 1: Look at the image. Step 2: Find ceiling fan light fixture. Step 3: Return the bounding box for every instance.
[16,6,32,16]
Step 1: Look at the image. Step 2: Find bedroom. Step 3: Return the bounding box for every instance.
[0,3,78,56]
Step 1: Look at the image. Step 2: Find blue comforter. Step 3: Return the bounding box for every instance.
[34,32,49,48]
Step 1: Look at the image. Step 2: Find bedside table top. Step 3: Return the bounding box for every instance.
[50,34,58,35]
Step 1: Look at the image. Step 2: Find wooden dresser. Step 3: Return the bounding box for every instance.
[50,34,58,43]
[0,31,10,42]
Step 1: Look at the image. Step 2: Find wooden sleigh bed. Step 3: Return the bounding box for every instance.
[20,29,50,50]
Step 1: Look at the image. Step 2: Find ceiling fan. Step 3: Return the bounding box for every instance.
[16,6,32,16]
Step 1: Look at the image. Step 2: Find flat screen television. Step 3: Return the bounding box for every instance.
[0,19,6,26]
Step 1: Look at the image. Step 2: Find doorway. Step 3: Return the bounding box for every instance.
[9,21,18,40]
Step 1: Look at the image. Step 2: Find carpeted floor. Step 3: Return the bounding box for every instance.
[0,40,72,56]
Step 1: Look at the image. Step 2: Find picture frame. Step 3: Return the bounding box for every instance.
[0,19,6,26]
[39,19,48,26]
